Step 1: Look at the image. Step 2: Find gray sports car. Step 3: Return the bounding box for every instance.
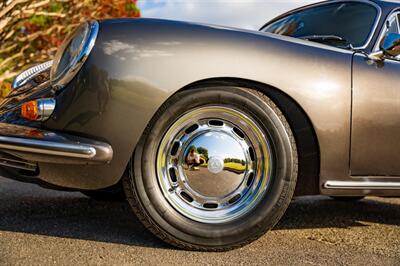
[2,0,400,251]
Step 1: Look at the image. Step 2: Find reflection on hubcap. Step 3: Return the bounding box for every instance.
[183,130,248,198]
[157,106,272,223]
[207,156,224,174]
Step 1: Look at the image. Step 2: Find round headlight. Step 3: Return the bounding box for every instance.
[51,21,99,88]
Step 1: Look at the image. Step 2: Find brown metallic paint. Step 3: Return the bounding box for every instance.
[43,19,354,191]
[4,0,400,197]
[351,55,400,176]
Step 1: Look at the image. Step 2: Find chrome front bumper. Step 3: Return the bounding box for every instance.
[0,123,113,165]
[4,58,113,165]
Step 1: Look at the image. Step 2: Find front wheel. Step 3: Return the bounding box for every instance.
[123,86,298,251]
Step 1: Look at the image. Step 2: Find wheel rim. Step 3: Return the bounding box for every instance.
[156,106,273,223]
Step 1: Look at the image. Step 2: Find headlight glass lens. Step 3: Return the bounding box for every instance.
[50,21,98,87]
[53,24,88,79]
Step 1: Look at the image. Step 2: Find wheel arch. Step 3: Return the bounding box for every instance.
[177,77,321,196]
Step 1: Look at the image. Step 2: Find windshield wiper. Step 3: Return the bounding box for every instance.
[301,35,344,41]
[300,35,352,49]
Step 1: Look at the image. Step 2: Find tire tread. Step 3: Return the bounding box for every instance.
[123,87,298,251]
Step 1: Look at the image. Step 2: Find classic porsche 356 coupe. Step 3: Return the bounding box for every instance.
[2,0,400,250]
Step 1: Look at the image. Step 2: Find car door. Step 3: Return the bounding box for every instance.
[351,11,400,176]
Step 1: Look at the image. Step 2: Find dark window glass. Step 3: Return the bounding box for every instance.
[262,2,378,48]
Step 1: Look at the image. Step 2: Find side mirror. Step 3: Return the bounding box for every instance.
[380,32,400,57]
[368,33,400,61]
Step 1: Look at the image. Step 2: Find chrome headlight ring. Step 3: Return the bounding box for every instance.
[50,20,99,89]
[12,60,53,89]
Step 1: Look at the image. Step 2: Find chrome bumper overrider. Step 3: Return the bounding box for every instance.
[0,123,113,165]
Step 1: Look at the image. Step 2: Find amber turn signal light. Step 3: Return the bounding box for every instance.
[21,98,56,121]
[21,101,38,120]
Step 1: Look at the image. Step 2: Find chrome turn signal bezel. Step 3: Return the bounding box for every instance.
[21,98,56,121]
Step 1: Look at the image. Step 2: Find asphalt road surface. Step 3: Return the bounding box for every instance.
[0,177,399,266]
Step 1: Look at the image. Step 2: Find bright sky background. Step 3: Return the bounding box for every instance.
[138,0,320,30]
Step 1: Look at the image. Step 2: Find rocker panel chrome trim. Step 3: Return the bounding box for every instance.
[324,180,400,190]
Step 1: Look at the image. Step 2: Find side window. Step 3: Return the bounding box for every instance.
[262,2,378,49]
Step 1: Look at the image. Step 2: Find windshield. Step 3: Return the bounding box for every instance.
[261,2,378,49]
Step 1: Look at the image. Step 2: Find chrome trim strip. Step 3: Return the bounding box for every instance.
[324,180,400,189]
[12,60,53,89]
[0,136,97,159]
[356,0,382,50]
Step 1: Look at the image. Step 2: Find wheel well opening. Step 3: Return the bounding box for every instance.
[179,78,321,196]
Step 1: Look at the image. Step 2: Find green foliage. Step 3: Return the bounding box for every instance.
[126,3,138,12]
[197,147,209,158]
[49,2,64,13]
[188,145,197,153]
[29,15,51,28]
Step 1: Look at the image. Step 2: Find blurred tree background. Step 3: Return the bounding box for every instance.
[0,0,140,95]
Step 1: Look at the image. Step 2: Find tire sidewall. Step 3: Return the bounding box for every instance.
[132,86,297,247]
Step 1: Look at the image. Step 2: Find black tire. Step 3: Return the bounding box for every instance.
[123,86,298,251]
[81,182,126,201]
[330,196,365,201]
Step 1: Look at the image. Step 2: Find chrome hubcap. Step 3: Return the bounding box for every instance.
[183,130,248,198]
[157,106,272,223]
